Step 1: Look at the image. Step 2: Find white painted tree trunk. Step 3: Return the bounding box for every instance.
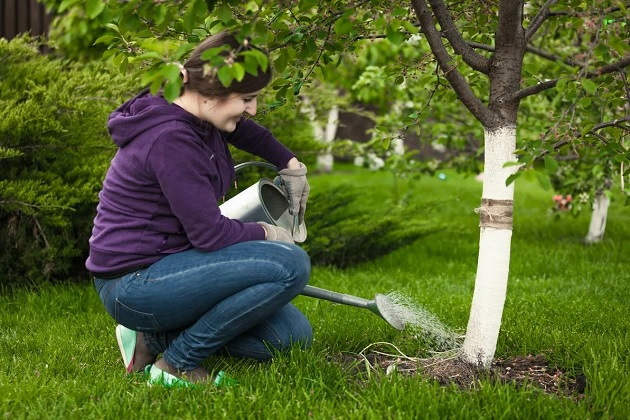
[461,126,519,368]
[584,193,610,244]
[301,96,338,173]
[316,105,338,173]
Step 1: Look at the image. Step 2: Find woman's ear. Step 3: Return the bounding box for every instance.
[176,63,189,84]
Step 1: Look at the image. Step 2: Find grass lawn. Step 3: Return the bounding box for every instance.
[1,167,628,419]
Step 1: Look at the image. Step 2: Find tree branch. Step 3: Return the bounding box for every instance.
[590,116,630,132]
[547,4,630,17]
[469,38,587,69]
[525,0,559,42]
[427,0,490,73]
[509,55,630,101]
[411,0,497,127]
[524,44,587,68]
[538,116,630,158]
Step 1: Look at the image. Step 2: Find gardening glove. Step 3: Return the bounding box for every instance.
[258,222,294,244]
[277,163,310,225]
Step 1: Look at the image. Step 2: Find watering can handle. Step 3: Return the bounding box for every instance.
[232,161,301,237]
[233,161,279,174]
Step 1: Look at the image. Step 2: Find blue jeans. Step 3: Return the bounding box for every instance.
[93,241,312,371]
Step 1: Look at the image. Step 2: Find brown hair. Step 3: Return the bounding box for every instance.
[182,31,272,98]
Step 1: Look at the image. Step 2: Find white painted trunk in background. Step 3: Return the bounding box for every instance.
[584,193,610,244]
[316,105,338,172]
[461,126,518,368]
[301,98,338,173]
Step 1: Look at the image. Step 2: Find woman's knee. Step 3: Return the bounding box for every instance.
[285,244,311,285]
[265,242,311,289]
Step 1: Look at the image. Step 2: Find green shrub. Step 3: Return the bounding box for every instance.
[0,36,140,286]
[303,185,445,267]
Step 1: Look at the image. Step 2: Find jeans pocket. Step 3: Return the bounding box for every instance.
[114,298,162,333]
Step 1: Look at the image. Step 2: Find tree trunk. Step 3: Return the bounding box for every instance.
[584,192,610,244]
[301,97,338,173]
[461,126,518,368]
[316,105,338,173]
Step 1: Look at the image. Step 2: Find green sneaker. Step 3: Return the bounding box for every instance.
[212,370,238,388]
[147,364,194,388]
[115,325,136,374]
[147,364,237,388]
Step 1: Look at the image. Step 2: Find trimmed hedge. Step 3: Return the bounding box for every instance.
[303,184,445,268]
[0,36,141,286]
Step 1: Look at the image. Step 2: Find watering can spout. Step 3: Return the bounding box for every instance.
[301,285,405,331]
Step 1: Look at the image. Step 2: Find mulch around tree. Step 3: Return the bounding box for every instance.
[334,353,587,400]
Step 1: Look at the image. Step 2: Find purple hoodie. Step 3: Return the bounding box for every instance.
[86,90,295,276]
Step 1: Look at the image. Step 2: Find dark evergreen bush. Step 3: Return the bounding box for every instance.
[303,185,445,268]
[0,36,140,286]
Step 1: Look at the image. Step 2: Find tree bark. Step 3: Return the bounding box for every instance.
[461,126,518,367]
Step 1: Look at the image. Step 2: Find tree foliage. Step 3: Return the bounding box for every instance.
[40,0,629,208]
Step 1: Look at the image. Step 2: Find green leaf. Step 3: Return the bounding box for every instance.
[163,63,182,81]
[543,155,559,174]
[581,79,597,94]
[243,54,259,76]
[581,123,595,136]
[386,25,404,45]
[232,63,245,82]
[610,38,630,55]
[163,79,182,102]
[275,85,288,101]
[93,35,117,46]
[200,45,230,61]
[274,49,288,73]
[192,0,208,15]
[392,7,408,17]
[555,77,570,91]
[216,3,232,23]
[578,97,591,108]
[182,7,197,33]
[334,17,354,36]
[535,171,552,190]
[85,0,105,19]
[293,80,303,96]
[217,65,234,87]
[251,49,268,72]
[104,23,122,35]
[140,67,163,86]
[505,172,521,186]
[127,52,163,62]
[59,0,81,13]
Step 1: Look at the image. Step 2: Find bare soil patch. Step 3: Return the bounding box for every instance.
[335,353,586,400]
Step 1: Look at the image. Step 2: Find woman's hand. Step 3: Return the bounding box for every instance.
[258,222,294,243]
[278,159,309,225]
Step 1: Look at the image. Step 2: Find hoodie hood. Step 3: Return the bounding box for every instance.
[107,90,210,148]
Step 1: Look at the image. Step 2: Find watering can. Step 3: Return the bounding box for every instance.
[219,161,305,241]
[219,162,404,330]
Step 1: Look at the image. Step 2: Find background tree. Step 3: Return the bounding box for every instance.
[44,0,629,368]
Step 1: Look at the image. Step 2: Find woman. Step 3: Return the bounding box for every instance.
[87,31,312,387]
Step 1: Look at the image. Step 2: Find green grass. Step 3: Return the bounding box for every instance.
[1,168,629,419]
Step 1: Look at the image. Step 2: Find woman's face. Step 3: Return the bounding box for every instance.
[196,91,260,132]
